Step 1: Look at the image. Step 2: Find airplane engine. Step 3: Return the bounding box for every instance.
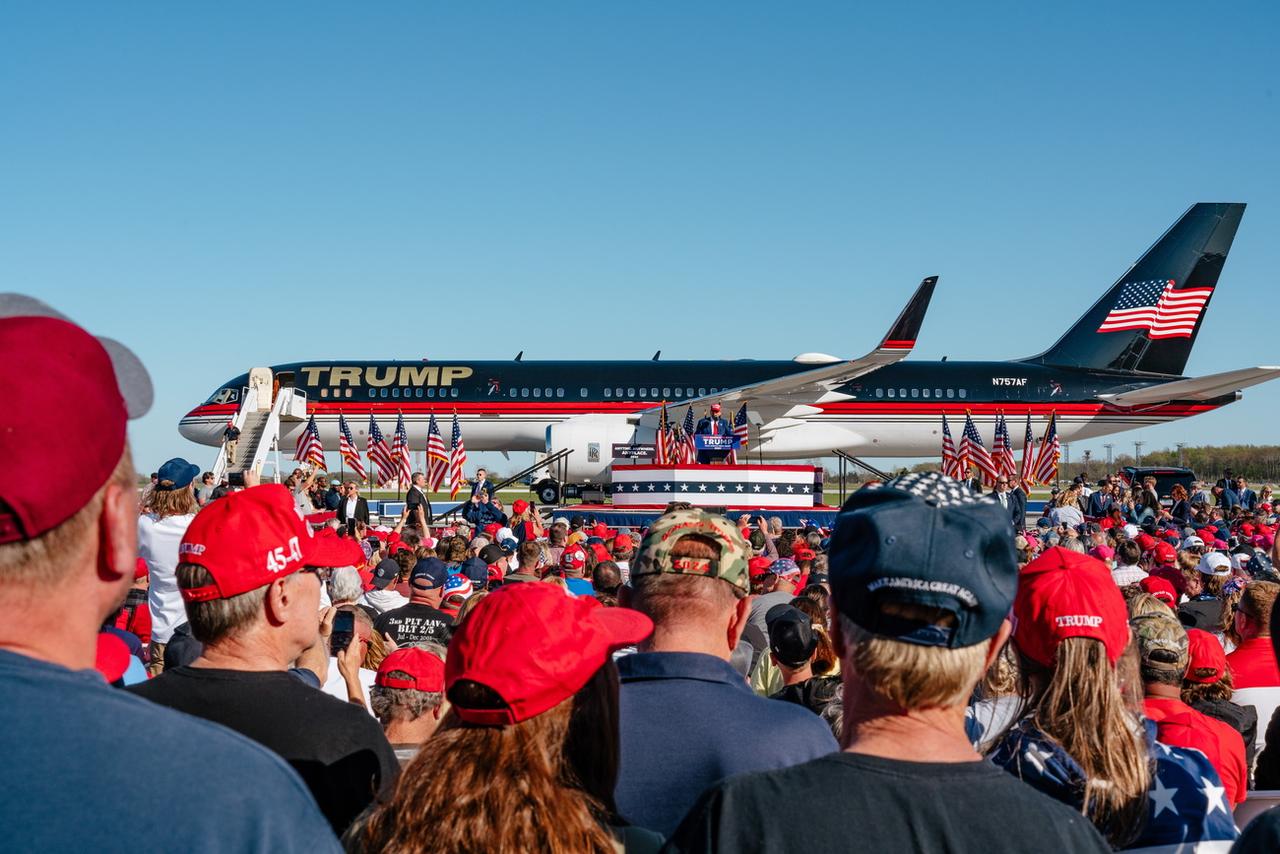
[545,415,639,485]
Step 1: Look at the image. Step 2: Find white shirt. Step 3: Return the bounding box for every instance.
[344,497,357,520]
[139,512,197,644]
[1112,564,1148,586]
[360,588,409,615]
[323,658,376,713]
[292,486,312,518]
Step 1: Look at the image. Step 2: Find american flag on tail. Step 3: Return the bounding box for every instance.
[941,414,960,479]
[994,412,1016,477]
[391,412,412,489]
[448,412,467,499]
[682,406,697,463]
[655,403,671,465]
[728,403,749,464]
[293,415,326,470]
[1097,279,1214,339]
[1019,412,1037,486]
[337,414,366,480]
[367,415,396,486]
[1031,411,1060,485]
[961,412,999,485]
[426,413,448,492]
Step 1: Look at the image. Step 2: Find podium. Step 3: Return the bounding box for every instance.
[609,464,820,509]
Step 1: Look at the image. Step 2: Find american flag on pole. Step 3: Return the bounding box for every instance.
[961,412,999,485]
[1097,279,1214,339]
[367,415,396,486]
[426,412,448,492]
[1031,411,1061,485]
[682,406,696,463]
[1019,412,1037,486]
[941,414,960,479]
[293,415,326,470]
[994,412,1017,477]
[655,403,671,465]
[728,403,749,464]
[448,412,467,499]
[337,414,366,480]
[391,412,412,489]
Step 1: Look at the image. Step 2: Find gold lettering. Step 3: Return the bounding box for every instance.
[398,365,437,386]
[330,366,362,387]
[301,366,329,385]
[366,366,397,387]
[440,366,473,387]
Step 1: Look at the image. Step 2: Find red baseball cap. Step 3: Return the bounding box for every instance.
[95,631,133,683]
[1147,565,1187,597]
[710,402,722,411]
[1185,628,1227,684]
[445,582,652,725]
[612,534,633,552]
[1135,533,1157,552]
[1139,575,1178,606]
[376,647,445,692]
[1152,541,1177,565]
[588,542,611,564]
[1012,547,1130,668]
[0,300,152,545]
[309,528,366,567]
[791,545,816,562]
[512,500,529,515]
[178,484,319,602]
[560,545,588,572]
[483,523,502,538]
[748,556,774,579]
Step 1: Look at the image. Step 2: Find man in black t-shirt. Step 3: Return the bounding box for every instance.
[128,485,399,836]
[373,557,453,645]
[665,473,1109,853]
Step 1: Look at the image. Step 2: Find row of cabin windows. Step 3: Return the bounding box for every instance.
[364,387,462,399]
[875,387,967,399]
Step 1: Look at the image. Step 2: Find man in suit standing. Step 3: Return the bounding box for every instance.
[1236,476,1258,511]
[470,467,496,499]
[337,480,370,536]
[992,475,1026,528]
[694,403,733,464]
[1087,482,1115,518]
[406,472,433,531]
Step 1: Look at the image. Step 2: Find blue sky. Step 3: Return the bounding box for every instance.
[4,2,1278,476]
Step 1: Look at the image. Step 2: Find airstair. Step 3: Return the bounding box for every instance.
[211,369,309,483]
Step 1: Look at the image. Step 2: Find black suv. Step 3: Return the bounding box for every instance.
[1119,466,1197,506]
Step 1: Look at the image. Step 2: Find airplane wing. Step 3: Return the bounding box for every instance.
[634,276,937,430]
[1097,366,1280,407]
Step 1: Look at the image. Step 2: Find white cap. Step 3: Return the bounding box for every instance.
[1123,524,1140,538]
[1197,552,1231,577]
[1230,553,1251,572]
[1181,535,1204,549]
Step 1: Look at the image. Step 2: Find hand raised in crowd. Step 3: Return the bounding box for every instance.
[336,628,365,708]
[295,606,336,686]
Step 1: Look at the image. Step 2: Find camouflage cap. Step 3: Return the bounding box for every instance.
[1130,611,1188,672]
[632,509,751,592]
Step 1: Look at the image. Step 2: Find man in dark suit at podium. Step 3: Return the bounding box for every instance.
[695,403,733,464]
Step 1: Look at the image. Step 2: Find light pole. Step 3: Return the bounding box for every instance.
[1176,442,1186,467]
[1134,441,1144,467]
[1083,450,1091,481]
[1104,443,1114,471]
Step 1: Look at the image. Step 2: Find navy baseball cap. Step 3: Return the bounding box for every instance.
[765,604,818,667]
[156,457,200,491]
[410,557,449,590]
[828,471,1017,649]
[459,556,489,586]
[371,558,399,591]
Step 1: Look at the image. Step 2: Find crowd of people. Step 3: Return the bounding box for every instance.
[5,296,1280,852]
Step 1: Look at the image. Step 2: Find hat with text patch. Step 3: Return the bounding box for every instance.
[0,295,153,545]
[177,484,318,602]
[1013,547,1130,668]
[632,508,751,593]
[827,472,1017,649]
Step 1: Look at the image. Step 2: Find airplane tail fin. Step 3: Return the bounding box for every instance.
[1025,203,1245,376]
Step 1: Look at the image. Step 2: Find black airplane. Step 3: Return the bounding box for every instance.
[182,202,1277,500]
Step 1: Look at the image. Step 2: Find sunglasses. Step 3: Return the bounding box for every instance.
[300,566,334,583]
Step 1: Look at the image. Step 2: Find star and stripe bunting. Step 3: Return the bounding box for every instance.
[337,414,366,480]
[391,412,412,489]
[1097,279,1213,339]
[367,415,396,486]
[293,415,326,469]
[448,411,467,499]
[426,412,449,492]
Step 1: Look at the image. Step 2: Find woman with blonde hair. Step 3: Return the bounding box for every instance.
[138,457,202,674]
[988,547,1151,847]
[353,582,659,854]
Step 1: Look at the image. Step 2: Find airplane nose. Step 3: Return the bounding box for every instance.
[179,411,222,446]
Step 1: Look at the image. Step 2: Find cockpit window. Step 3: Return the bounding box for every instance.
[206,388,239,405]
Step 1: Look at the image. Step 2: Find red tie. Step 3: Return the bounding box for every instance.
[712,420,718,436]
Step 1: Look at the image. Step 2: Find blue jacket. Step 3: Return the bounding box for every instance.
[615,651,837,838]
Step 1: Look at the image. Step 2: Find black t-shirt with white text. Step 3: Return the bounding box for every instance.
[128,666,398,835]
[373,602,453,645]
[663,751,1110,854]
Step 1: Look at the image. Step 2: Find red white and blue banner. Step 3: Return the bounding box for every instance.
[610,464,820,508]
